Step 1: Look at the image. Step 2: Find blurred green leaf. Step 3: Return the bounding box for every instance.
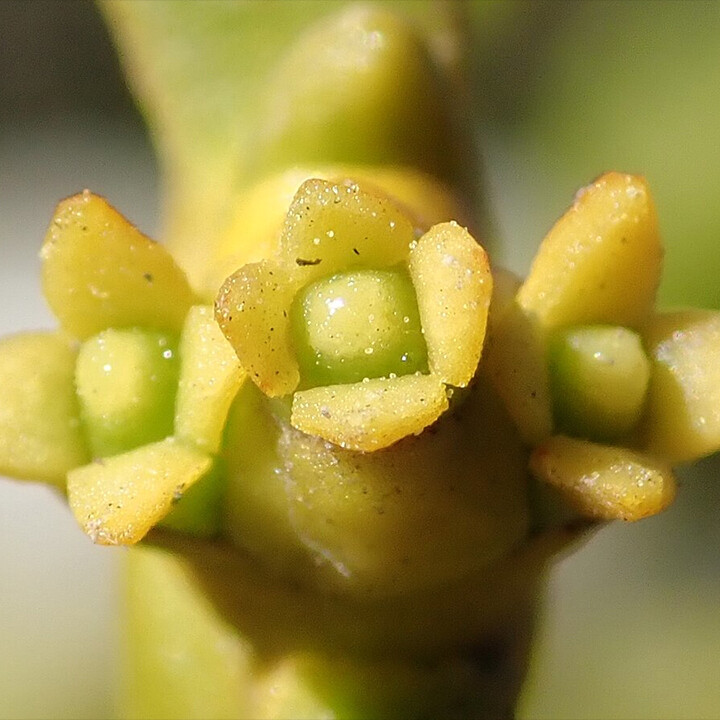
[476,0,720,309]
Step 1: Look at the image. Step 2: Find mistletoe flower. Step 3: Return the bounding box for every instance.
[484,172,720,523]
[215,177,492,451]
[0,191,245,544]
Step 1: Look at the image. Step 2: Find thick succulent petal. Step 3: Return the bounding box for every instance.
[517,172,662,331]
[280,178,416,286]
[408,221,492,387]
[639,309,720,463]
[480,299,553,447]
[67,437,212,545]
[41,191,197,338]
[216,261,302,397]
[530,435,675,522]
[480,268,553,446]
[0,332,89,487]
[175,305,247,454]
[291,374,448,452]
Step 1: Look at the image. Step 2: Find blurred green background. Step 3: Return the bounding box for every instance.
[1,1,719,718]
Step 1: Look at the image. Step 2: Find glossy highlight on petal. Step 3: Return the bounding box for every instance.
[206,166,466,298]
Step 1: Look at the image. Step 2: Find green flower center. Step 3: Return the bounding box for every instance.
[548,325,651,441]
[75,328,180,458]
[290,267,427,388]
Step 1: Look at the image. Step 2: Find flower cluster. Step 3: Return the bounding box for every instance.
[1,172,719,576]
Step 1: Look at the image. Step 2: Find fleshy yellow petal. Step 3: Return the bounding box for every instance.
[640,309,720,463]
[280,178,416,285]
[480,267,553,445]
[291,374,448,452]
[215,261,302,397]
[408,221,492,387]
[481,300,553,446]
[204,170,311,299]
[517,173,662,331]
[175,305,247,454]
[0,332,89,487]
[530,435,675,522]
[41,191,197,339]
[67,437,212,545]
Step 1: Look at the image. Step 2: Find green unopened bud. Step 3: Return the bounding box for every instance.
[290,267,427,388]
[548,325,650,442]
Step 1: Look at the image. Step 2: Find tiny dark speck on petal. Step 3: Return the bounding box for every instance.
[353,248,360,255]
[143,273,153,283]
